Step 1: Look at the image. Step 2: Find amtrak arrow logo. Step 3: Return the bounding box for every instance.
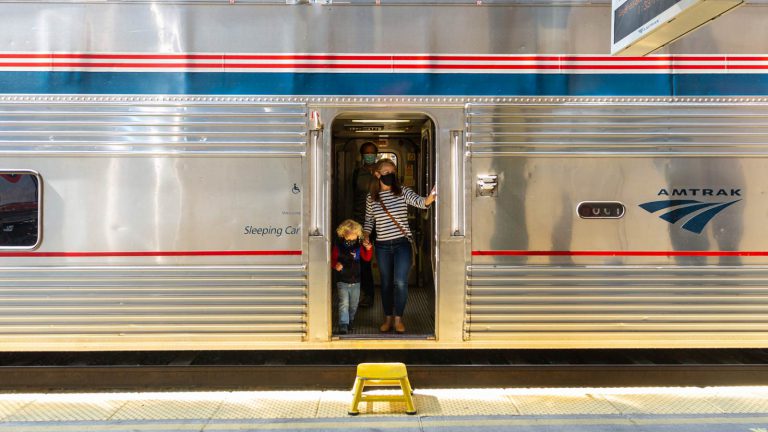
[639,199,741,234]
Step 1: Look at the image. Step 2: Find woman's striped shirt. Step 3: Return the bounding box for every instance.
[364,187,427,241]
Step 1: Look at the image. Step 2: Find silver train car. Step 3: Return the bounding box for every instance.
[1,1,768,351]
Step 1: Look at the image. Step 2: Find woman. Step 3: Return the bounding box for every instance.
[363,159,436,333]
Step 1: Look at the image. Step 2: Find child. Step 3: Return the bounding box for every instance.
[331,219,373,335]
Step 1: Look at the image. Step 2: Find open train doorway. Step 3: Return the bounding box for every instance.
[331,113,436,340]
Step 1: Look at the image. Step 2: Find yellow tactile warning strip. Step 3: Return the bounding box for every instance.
[412,389,521,417]
[706,388,768,413]
[3,394,126,422]
[213,391,320,419]
[509,391,619,416]
[0,386,766,423]
[109,392,223,420]
[597,387,761,415]
[0,395,35,420]
[602,393,720,414]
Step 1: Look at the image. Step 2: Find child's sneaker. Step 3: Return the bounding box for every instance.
[339,324,348,335]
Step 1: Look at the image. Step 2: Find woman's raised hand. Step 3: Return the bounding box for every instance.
[425,185,437,206]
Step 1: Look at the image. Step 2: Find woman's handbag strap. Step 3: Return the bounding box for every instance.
[378,200,412,240]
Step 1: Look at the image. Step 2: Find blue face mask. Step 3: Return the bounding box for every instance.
[362,154,376,165]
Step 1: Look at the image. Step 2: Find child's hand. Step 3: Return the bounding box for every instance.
[362,239,372,250]
[335,263,343,271]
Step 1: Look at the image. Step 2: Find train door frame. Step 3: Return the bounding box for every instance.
[327,111,439,341]
[304,105,468,347]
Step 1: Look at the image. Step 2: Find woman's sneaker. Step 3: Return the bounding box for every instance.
[339,324,348,335]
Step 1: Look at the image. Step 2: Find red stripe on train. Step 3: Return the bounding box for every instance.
[0,62,755,70]
[0,54,393,61]
[0,250,302,257]
[1,54,765,62]
[472,250,768,256]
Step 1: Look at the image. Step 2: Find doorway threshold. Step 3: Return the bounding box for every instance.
[334,334,436,341]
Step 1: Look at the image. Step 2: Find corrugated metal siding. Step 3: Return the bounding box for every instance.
[465,102,768,342]
[0,266,307,343]
[467,266,768,339]
[466,103,768,156]
[0,99,307,155]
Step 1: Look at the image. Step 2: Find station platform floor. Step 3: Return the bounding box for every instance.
[0,386,767,431]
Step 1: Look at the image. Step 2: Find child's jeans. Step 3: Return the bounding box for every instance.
[337,281,360,325]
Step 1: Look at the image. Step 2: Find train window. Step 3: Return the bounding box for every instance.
[0,172,41,248]
[376,152,398,167]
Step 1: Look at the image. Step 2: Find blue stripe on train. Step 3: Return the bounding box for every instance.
[1,72,768,95]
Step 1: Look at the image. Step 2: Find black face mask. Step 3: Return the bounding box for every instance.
[379,173,396,186]
[344,239,358,247]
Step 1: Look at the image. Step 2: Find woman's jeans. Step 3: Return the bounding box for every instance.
[374,237,412,317]
[337,282,360,326]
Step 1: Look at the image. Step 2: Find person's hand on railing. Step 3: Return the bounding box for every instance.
[425,185,437,206]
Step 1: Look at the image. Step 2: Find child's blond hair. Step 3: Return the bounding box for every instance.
[336,219,363,239]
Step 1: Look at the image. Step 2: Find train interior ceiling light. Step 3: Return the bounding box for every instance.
[335,115,424,138]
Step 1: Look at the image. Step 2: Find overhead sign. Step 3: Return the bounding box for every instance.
[611,0,743,56]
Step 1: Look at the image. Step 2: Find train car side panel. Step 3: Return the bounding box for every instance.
[0,100,309,350]
[466,102,768,347]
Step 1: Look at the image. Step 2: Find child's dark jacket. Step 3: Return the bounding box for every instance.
[331,239,373,283]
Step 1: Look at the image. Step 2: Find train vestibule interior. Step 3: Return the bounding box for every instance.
[331,113,436,339]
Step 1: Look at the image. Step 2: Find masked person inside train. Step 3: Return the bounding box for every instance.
[352,142,378,308]
[364,159,436,333]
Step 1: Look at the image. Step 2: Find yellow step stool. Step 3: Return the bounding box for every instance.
[348,362,416,415]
